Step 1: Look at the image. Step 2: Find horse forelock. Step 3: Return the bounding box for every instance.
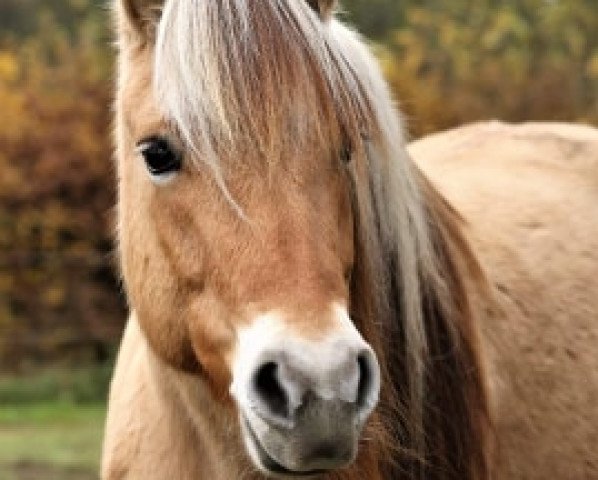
[153,0,371,175]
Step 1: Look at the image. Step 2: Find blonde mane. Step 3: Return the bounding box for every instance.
[148,1,489,477]
[154,0,366,169]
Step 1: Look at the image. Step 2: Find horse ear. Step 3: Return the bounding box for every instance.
[117,0,164,38]
[305,0,337,20]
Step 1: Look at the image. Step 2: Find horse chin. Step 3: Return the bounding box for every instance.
[240,414,358,478]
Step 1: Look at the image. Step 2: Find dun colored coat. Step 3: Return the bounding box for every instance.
[102,0,598,478]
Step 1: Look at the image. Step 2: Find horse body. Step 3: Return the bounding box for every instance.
[103,0,598,478]
[411,122,598,479]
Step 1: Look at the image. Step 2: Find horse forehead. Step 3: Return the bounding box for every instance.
[118,26,350,174]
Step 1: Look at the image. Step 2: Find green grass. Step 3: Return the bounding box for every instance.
[0,368,110,480]
[0,403,105,479]
[0,365,113,405]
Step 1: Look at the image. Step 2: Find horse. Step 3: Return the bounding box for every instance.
[101,1,598,479]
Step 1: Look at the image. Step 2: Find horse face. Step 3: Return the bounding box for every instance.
[116,0,380,475]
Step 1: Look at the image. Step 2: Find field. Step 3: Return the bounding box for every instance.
[0,403,105,480]
[0,369,109,480]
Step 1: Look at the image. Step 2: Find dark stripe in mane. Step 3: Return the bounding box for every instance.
[349,156,491,479]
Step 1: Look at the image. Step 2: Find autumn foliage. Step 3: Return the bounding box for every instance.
[0,0,596,370]
[0,3,124,371]
[342,0,598,136]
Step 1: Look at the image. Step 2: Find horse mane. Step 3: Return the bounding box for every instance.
[150,1,491,478]
[153,0,367,177]
[350,157,492,478]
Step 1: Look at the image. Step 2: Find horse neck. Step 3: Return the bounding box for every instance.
[133,325,247,479]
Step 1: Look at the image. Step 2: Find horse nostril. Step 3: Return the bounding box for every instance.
[253,362,289,419]
[356,353,372,408]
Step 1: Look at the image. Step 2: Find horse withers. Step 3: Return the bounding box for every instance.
[102,1,598,479]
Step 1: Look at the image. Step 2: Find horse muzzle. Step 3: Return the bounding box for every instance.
[230,307,381,476]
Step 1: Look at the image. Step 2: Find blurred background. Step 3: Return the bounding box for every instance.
[0,0,596,478]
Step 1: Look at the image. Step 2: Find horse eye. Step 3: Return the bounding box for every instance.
[136,136,182,179]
